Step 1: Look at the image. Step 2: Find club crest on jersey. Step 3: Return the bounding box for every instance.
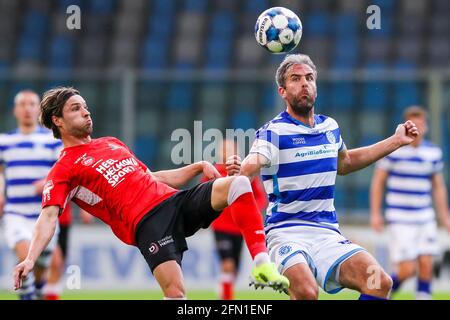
[326,131,336,144]
[278,245,292,256]
[81,156,95,166]
[43,180,54,201]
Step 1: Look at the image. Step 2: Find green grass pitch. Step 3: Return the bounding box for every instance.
[1,289,450,300]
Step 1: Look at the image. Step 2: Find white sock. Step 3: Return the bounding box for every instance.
[164,296,187,300]
[254,252,270,267]
[44,282,63,296]
[220,272,235,283]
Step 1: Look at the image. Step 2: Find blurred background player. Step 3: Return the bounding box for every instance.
[0,90,63,299]
[201,138,268,300]
[370,106,450,300]
[44,207,92,300]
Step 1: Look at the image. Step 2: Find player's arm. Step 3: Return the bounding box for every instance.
[151,161,221,188]
[13,205,60,290]
[432,173,450,232]
[337,120,419,175]
[227,133,274,180]
[240,153,268,181]
[370,167,388,232]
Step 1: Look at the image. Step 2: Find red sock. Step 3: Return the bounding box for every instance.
[229,192,267,259]
[44,294,60,300]
[221,281,233,300]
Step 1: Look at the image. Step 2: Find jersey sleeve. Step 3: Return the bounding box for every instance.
[42,163,73,212]
[432,148,444,174]
[376,156,393,171]
[338,134,345,151]
[249,129,280,167]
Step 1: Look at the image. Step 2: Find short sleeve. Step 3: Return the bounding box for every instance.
[432,148,444,174]
[338,134,345,151]
[42,163,72,211]
[249,129,280,167]
[376,156,393,171]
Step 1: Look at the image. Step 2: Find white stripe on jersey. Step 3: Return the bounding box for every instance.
[391,145,442,161]
[5,166,54,180]
[4,203,41,215]
[388,161,434,175]
[263,171,337,195]
[386,208,435,223]
[276,198,335,214]
[0,132,60,146]
[278,144,339,164]
[2,147,59,162]
[265,117,339,136]
[6,185,37,197]
[387,177,431,192]
[386,193,432,208]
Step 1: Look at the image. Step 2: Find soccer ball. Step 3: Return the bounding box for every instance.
[254,7,302,54]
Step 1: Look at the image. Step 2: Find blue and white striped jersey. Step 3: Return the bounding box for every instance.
[376,140,443,224]
[250,111,345,233]
[0,127,62,218]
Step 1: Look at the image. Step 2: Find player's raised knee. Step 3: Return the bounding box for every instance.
[227,175,252,205]
[379,271,393,293]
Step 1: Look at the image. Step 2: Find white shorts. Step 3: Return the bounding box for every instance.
[266,224,365,294]
[2,213,59,268]
[388,221,439,264]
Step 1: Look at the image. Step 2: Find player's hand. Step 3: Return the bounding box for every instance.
[370,214,384,233]
[201,161,221,179]
[13,258,34,290]
[394,120,419,146]
[226,155,242,176]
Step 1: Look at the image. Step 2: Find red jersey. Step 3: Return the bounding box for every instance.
[201,164,268,235]
[42,137,178,245]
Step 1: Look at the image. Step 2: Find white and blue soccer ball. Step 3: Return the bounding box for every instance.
[254,7,302,54]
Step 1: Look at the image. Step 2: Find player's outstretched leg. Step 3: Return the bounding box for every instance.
[211,176,289,293]
[339,251,393,300]
[153,261,187,300]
